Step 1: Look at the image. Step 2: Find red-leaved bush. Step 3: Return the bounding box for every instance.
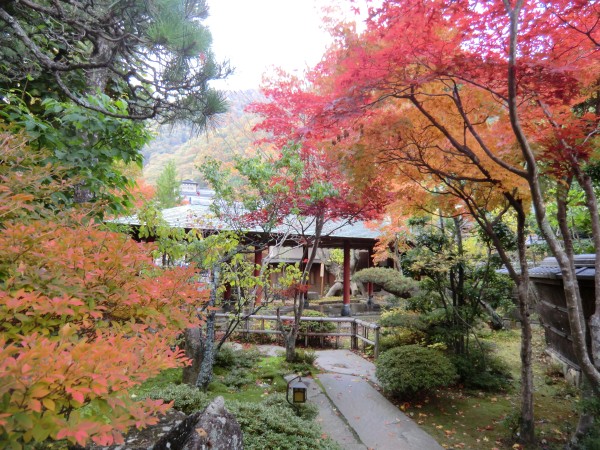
[0,131,207,448]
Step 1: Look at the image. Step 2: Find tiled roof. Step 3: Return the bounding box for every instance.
[497,254,597,280]
[114,203,384,247]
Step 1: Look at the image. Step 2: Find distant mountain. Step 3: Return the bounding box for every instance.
[142,89,267,186]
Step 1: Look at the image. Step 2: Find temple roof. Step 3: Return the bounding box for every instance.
[114,203,384,249]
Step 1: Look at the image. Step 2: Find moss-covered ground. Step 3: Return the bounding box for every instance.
[395,327,579,449]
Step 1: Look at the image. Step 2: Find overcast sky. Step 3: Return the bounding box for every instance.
[205,0,345,91]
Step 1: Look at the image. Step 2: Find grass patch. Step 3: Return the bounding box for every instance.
[210,354,290,403]
[132,367,183,396]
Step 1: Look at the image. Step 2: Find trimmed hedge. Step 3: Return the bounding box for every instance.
[376,345,457,397]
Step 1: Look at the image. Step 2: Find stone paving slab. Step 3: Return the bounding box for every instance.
[318,373,444,450]
[314,349,379,384]
[305,377,367,450]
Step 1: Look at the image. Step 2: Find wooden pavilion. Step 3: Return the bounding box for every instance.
[115,201,384,316]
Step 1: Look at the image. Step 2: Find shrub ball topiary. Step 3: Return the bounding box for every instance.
[375,345,457,397]
[352,268,419,298]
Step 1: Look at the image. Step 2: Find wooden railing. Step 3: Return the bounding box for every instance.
[215,313,381,359]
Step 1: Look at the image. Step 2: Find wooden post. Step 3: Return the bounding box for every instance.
[301,245,309,307]
[351,319,358,350]
[341,240,351,316]
[374,325,380,359]
[367,247,374,305]
[254,248,263,306]
[320,262,325,297]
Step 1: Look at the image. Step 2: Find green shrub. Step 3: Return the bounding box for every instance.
[379,309,426,329]
[376,345,457,397]
[138,384,209,414]
[222,367,255,390]
[215,344,237,368]
[292,349,317,364]
[139,385,336,449]
[228,396,339,450]
[383,294,404,307]
[291,310,336,346]
[353,267,419,298]
[378,309,427,351]
[572,394,600,449]
[450,347,512,391]
[215,345,261,369]
[577,431,600,450]
[261,393,319,421]
[281,349,318,376]
[379,329,425,352]
[299,310,336,333]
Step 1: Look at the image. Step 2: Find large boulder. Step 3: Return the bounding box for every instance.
[155,396,243,450]
[87,408,187,449]
[87,397,243,450]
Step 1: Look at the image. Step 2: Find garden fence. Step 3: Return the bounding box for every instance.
[214,313,381,359]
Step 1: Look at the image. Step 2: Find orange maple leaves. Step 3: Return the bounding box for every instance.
[0,131,207,448]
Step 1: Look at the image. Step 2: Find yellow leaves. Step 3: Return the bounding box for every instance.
[28,385,51,399]
[59,323,77,339]
[42,398,56,412]
[10,193,35,202]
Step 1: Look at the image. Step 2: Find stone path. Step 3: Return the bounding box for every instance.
[260,346,444,450]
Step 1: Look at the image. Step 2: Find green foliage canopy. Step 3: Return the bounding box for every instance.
[0,0,229,127]
[0,0,230,214]
[156,161,182,209]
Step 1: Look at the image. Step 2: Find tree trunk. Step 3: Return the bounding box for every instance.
[503,3,600,442]
[196,267,219,390]
[285,331,296,362]
[479,299,505,330]
[453,216,466,355]
[325,281,343,297]
[282,214,325,362]
[516,281,535,443]
[515,203,535,444]
[467,196,535,444]
[182,327,204,385]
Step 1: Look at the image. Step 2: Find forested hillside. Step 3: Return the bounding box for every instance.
[142,90,266,185]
